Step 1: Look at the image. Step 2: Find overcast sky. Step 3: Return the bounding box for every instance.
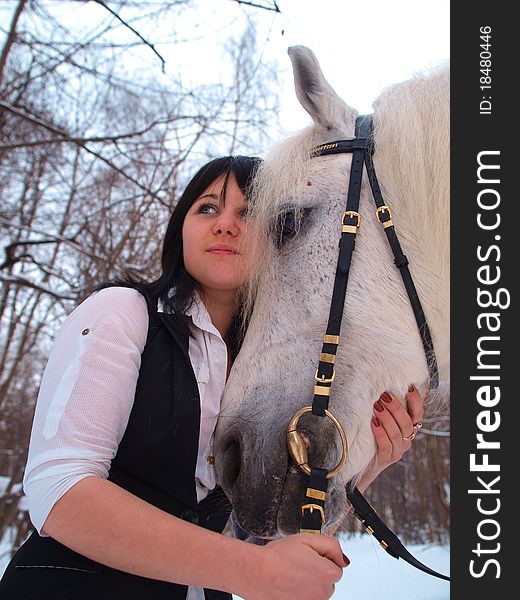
[1,0,449,144]
[172,0,450,137]
[266,0,450,132]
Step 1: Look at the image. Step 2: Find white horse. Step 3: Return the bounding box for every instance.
[214,46,450,539]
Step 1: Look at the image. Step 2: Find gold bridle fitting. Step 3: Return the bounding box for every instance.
[287,406,348,478]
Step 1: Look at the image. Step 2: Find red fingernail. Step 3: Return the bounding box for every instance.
[374,400,384,412]
[408,384,415,393]
[381,392,392,403]
[342,553,350,566]
[372,416,381,427]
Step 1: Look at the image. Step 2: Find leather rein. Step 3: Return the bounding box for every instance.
[286,115,449,581]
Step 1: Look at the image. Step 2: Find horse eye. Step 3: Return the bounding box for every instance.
[273,208,310,248]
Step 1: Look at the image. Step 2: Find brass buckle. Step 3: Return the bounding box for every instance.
[314,369,335,384]
[375,205,394,228]
[287,407,349,478]
[301,503,325,524]
[341,210,360,233]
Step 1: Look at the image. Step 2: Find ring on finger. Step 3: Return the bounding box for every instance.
[413,421,423,430]
[403,431,416,441]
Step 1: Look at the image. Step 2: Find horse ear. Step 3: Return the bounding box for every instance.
[288,45,356,134]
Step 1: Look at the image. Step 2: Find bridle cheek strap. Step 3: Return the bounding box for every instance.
[312,136,367,417]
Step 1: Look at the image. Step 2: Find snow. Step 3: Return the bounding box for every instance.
[334,534,449,599]
[234,534,450,600]
[0,527,17,576]
[1,530,449,598]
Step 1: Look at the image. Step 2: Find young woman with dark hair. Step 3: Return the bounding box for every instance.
[0,155,424,600]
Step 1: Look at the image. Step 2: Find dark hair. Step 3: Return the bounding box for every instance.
[98,155,262,348]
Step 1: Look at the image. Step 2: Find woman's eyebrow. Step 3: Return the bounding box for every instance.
[196,193,219,201]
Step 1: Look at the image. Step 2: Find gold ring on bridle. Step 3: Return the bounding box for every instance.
[287,406,348,478]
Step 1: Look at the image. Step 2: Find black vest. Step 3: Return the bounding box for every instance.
[0,295,233,600]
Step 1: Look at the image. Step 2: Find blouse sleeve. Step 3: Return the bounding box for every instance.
[22,287,149,535]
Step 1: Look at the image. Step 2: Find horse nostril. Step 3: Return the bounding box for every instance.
[221,437,241,492]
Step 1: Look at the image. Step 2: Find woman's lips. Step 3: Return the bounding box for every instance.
[207,245,239,255]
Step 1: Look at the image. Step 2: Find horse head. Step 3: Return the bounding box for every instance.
[214,45,450,539]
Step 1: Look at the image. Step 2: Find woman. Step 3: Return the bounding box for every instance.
[0,156,424,600]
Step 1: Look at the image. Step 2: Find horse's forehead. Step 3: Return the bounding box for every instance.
[308,155,351,185]
[266,153,351,207]
[297,161,352,216]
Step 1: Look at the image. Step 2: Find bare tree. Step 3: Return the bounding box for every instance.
[0,0,280,555]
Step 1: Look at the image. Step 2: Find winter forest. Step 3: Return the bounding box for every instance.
[0,0,450,566]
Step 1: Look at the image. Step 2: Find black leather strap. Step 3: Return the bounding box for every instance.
[299,116,444,579]
[312,143,364,417]
[362,117,439,389]
[300,468,328,533]
[346,485,450,580]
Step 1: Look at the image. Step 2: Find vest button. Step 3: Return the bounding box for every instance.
[181,510,199,525]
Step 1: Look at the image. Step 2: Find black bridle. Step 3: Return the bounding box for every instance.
[287,115,449,581]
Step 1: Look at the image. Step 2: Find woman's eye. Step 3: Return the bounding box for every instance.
[197,203,218,214]
[273,208,310,248]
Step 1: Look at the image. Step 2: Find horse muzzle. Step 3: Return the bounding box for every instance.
[214,402,346,537]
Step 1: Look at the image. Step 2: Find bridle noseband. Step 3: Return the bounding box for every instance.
[286,115,449,581]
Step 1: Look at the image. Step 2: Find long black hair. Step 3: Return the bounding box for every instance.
[98,155,262,346]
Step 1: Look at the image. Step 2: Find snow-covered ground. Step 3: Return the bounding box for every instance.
[233,533,450,600]
[335,533,449,599]
[1,529,449,598]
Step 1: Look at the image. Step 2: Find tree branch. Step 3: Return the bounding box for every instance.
[0,0,28,86]
[0,217,107,264]
[419,429,450,437]
[0,237,78,270]
[0,274,77,301]
[0,101,162,200]
[0,115,204,150]
[230,0,280,12]
[91,0,166,72]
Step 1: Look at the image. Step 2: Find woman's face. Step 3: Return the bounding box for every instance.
[182,173,254,299]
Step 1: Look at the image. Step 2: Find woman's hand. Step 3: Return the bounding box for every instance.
[356,385,425,492]
[245,533,348,600]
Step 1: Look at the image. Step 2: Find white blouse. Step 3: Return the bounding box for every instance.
[22,287,228,598]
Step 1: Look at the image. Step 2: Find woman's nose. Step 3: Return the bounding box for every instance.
[212,211,240,236]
